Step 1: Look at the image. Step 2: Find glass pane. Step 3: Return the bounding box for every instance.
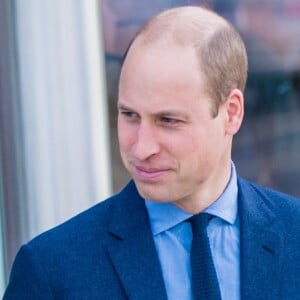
[102,0,300,197]
[233,0,300,196]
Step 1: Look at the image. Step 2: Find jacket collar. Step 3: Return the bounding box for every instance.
[238,177,283,299]
[105,181,168,300]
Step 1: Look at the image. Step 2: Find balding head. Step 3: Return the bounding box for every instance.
[135,6,227,45]
[123,6,248,116]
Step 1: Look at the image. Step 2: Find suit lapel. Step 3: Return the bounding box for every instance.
[105,181,168,300]
[238,178,283,299]
[104,178,284,299]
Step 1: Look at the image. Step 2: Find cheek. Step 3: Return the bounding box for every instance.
[118,121,135,152]
[165,132,201,161]
[179,131,213,164]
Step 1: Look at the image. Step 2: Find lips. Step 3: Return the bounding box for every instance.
[134,166,170,180]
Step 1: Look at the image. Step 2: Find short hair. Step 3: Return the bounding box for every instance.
[123,6,248,117]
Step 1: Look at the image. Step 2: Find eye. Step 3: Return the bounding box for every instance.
[121,111,134,117]
[160,116,182,125]
[119,110,139,122]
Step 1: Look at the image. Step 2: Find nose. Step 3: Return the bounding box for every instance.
[133,123,160,161]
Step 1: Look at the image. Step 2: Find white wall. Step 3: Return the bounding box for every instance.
[14,0,112,241]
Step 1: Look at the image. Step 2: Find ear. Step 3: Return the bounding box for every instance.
[223,89,244,135]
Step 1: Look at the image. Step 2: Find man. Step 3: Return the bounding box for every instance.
[4,6,300,300]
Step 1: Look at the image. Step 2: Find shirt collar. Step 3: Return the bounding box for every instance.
[145,162,238,235]
[204,162,238,225]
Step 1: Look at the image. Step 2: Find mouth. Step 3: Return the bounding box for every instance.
[134,166,170,181]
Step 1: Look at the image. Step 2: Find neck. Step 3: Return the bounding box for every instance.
[174,160,232,214]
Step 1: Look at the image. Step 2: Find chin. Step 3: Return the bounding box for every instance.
[135,183,171,203]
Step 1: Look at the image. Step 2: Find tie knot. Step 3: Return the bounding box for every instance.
[189,213,210,236]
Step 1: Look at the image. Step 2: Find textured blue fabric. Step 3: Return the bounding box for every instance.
[3,178,300,299]
[190,213,221,299]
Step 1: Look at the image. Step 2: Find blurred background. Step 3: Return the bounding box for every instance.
[1,0,300,294]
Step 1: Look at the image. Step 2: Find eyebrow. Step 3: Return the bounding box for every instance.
[117,101,190,118]
[117,103,134,111]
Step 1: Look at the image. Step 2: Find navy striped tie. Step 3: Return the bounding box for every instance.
[190,213,221,300]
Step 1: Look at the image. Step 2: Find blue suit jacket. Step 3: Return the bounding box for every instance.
[4,178,300,299]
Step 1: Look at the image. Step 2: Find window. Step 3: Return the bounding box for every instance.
[103,0,300,197]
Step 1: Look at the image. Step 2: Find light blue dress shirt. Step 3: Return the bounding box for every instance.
[145,164,240,300]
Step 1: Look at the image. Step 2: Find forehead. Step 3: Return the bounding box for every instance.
[119,39,203,94]
[118,40,212,116]
[124,37,197,67]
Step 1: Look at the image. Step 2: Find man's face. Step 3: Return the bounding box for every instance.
[118,40,232,212]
